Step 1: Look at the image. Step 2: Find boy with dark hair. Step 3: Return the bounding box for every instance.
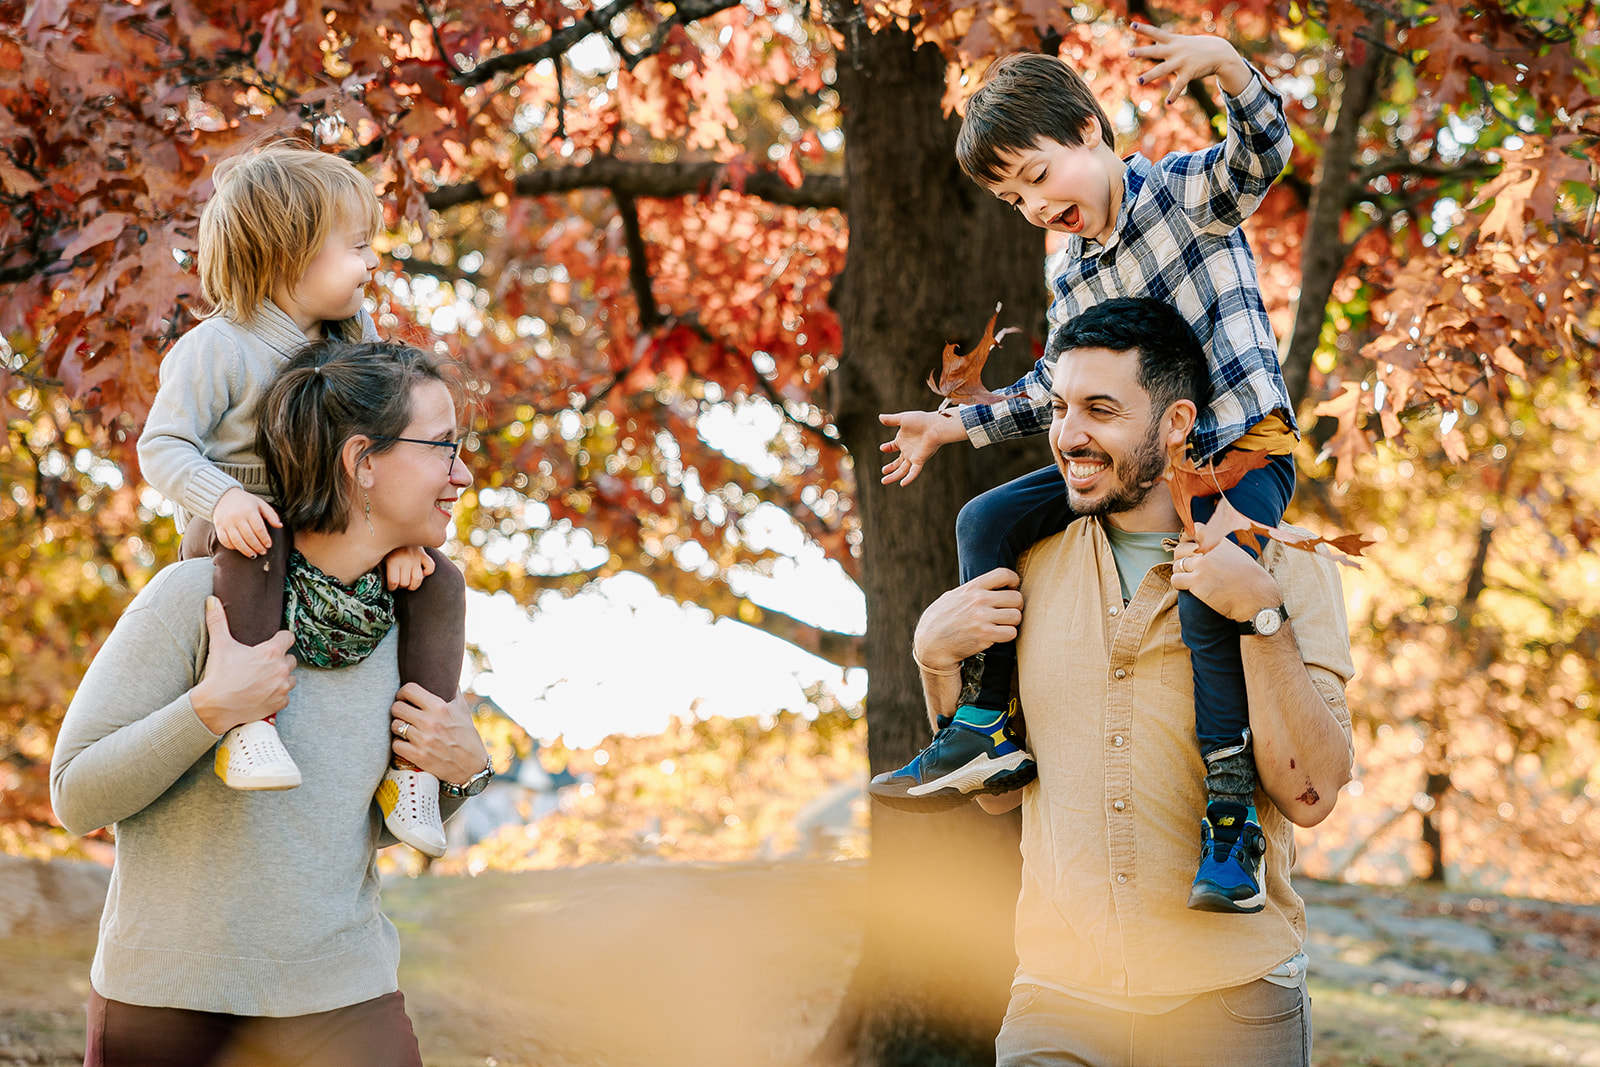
[871,24,1298,915]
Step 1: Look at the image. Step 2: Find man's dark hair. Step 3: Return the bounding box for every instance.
[1048,298,1212,415]
[956,52,1116,186]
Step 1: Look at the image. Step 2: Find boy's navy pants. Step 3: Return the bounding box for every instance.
[955,453,1296,755]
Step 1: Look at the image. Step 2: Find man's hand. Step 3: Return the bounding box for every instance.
[1128,22,1253,104]
[1168,528,1282,623]
[879,409,969,487]
[383,545,435,592]
[914,567,1025,671]
[388,683,489,786]
[190,596,296,735]
[213,487,282,559]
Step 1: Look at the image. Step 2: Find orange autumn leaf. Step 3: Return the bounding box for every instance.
[1197,498,1372,569]
[927,303,1017,409]
[1164,447,1274,541]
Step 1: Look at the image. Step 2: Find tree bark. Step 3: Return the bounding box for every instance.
[1424,517,1497,882]
[817,19,1049,1066]
[1280,19,1387,412]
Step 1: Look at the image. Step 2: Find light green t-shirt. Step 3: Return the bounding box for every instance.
[1103,525,1179,601]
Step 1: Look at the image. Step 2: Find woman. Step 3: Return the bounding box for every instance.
[51,340,490,1067]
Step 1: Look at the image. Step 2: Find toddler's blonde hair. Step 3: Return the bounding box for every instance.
[198,141,383,324]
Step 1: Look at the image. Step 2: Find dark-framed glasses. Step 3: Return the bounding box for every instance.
[371,434,468,469]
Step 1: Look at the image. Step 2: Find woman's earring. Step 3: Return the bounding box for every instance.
[364,490,374,536]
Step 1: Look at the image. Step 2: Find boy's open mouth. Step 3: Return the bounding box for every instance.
[1052,205,1083,232]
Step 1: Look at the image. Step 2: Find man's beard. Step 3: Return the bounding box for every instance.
[1061,416,1167,517]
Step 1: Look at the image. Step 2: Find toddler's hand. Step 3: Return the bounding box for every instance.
[878,409,968,487]
[213,487,281,558]
[384,545,435,592]
[1129,22,1252,105]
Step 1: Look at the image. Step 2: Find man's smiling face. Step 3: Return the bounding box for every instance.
[1048,346,1170,521]
[983,120,1121,242]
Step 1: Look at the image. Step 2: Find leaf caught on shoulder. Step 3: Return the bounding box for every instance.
[927,303,1018,409]
[1164,448,1274,540]
[1170,452,1373,567]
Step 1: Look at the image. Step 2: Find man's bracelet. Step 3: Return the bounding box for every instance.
[912,646,961,677]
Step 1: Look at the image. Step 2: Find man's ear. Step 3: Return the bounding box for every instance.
[1163,399,1198,450]
[342,435,374,488]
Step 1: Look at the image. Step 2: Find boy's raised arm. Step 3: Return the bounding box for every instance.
[1131,23,1293,234]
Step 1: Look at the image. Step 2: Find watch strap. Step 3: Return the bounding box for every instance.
[441,758,494,798]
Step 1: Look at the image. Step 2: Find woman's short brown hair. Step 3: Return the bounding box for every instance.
[198,142,383,324]
[256,341,460,535]
[956,53,1117,186]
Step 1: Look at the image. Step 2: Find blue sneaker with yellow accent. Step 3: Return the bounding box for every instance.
[868,706,1036,812]
[1187,801,1267,913]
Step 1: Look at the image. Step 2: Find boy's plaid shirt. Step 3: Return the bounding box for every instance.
[960,72,1297,464]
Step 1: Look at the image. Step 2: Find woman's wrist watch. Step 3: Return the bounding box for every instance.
[441,758,494,798]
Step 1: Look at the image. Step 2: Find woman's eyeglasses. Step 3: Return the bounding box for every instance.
[370,434,468,469]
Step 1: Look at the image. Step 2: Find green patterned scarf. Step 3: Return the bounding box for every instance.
[284,550,395,668]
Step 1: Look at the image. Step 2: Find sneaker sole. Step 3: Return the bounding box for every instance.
[907,750,1033,798]
[869,754,1037,812]
[221,772,302,791]
[1186,885,1266,914]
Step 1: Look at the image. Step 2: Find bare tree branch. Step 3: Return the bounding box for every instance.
[455,0,639,85]
[455,0,746,87]
[614,190,662,329]
[427,156,846,211]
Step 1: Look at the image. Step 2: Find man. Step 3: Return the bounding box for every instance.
[911,297,1355,1066]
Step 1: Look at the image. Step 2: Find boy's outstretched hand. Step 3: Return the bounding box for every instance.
[1128,22,1253,105]
[879,409,969,486]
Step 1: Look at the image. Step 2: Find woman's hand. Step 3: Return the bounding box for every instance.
[190,596,297,734]
[388,683,489,785]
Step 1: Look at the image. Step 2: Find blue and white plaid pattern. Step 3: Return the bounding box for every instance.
[960,72,1297,463]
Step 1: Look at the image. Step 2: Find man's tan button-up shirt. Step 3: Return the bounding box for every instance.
[1012,518,1355,1000]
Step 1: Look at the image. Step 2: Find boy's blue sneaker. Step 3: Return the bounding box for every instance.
[1187,801,1267,914]
[868,706,1036,812]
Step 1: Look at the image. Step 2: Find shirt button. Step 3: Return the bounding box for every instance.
[1114,668,1127,679]
[1113,800,1126,812]
[1113,735,1125,747]
[1108,606,1119,617]
[1116,873,1128,884]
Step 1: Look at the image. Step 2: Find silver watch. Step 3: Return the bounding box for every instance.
[1238,603,1288,637]
[441,758,494,798]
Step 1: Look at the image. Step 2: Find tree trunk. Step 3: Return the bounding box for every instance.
[817,19,1049,1067]
[1422,518,1497,883]
[1280,17,1386,412]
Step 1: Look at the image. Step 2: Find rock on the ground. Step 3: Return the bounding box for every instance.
[0,855,109,938]
[1368,914,1498,955]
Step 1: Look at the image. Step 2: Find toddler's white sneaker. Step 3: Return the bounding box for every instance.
[214,719,302,791]
[378,766,447,857]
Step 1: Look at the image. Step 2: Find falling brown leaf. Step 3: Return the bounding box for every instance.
[927,303,1018,409]
[1195,499,1373,569]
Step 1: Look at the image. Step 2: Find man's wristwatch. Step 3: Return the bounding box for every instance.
[440,758,494,798]
[1238,603,1288,637]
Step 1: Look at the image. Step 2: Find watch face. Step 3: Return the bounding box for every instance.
[463,772,491,797]
[1255,607,1284,636]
